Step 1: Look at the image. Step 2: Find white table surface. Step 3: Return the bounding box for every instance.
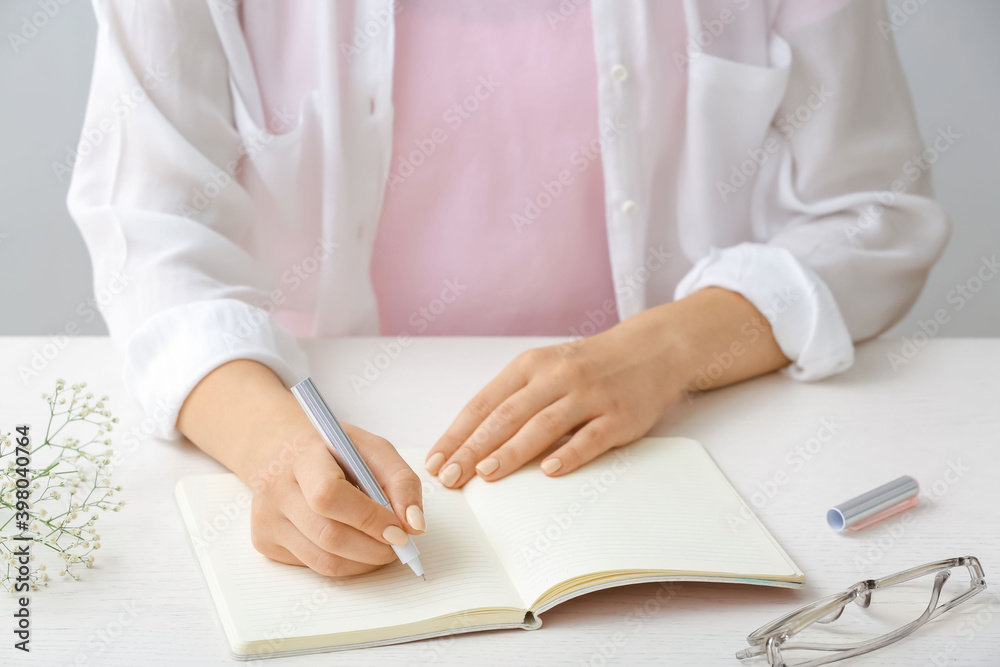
[2,336,999,666]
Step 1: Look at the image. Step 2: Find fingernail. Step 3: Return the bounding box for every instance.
[439,462,461,487]
[541,458,562,474]
[425,452,446,474]
[382,525,409,546]
[406,505,426,532]
[476,457,500,476]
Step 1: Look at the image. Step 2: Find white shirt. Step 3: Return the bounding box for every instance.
[68,0,950,439]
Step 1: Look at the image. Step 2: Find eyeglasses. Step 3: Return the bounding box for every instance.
[736,556,987,666]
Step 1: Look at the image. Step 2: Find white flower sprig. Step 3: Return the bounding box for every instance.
[1,378,124,592]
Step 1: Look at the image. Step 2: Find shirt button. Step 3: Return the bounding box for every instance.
[621,200,637,215]
[611,64,628,82]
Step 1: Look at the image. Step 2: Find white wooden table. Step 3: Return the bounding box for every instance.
[3,337,999,666]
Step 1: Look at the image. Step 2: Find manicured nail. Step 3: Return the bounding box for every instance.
[425,452,446,474]
[541,458,562,474]
[382,525,409,546]
[406,505,426,532]
[476,458,500,476]
[439,462,461,487]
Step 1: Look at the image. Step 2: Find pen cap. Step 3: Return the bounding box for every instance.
[827,475,920,533]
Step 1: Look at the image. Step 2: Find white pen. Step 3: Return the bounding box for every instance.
[290,377,426,580]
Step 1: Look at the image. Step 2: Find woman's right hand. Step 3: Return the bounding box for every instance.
[178,360,425,577]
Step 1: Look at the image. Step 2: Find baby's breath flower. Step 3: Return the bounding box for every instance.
[1,378,123,590]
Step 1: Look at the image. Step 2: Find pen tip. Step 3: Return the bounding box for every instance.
[421,575,426,581]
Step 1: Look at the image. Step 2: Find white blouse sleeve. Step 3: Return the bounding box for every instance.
[67,0,309,440]
[675,0,950,380]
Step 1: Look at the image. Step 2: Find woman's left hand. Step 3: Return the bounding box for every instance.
[423,305,695,488]
[424,287,791,488]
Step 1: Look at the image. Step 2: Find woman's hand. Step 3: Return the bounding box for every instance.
[178,360,425,577]
[424,287,791,487]
[245,420,425,577]
[423,311,687,487]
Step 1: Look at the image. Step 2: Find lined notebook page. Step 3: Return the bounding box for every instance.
[176,453,522,652]
[461,437,802,608]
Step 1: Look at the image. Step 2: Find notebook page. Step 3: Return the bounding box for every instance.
[461,437,802,607]
[176,452,522,652]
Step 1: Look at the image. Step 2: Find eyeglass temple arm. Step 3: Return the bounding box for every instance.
[744,556,985,646]
[737,557,987,664]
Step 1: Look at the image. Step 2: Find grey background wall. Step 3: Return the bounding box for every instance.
[1,1,997,339]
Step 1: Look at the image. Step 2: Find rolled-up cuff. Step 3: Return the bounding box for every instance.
[121,299,310,440]
[674,243,854,381]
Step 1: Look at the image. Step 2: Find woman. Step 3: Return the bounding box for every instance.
[68,0,948,578]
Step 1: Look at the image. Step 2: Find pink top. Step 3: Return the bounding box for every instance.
[240,1,620,336]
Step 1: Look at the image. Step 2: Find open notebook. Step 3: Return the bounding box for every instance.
[175,437,803,659]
